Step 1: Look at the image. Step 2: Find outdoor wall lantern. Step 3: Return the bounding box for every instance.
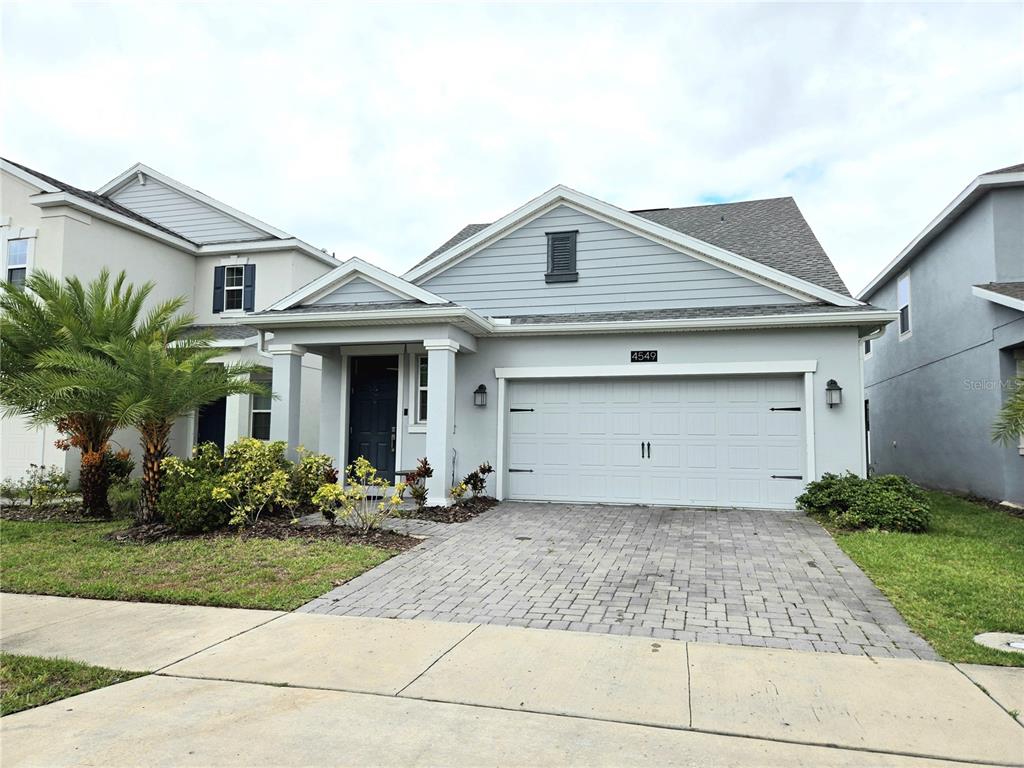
[473,384,488,407]
[825,379,843,408]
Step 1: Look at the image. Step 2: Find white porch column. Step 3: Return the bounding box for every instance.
[223,391,250,447]
[424,338,459,506]
[268,343,305,458]
[319,351,345,468]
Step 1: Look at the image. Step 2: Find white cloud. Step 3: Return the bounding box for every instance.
[1,1,1020,292]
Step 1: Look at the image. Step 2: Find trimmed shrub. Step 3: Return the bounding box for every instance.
[404,457,432,510]
[313,457,406,533]
[798,472,930,533]
[213,438,293,527]
[461,461,494,498]
[0,464,73,510]
[158,444,229,533]
[291,448,337,511]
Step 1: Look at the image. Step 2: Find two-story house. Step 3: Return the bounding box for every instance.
[859,163,1024,505]
[0,159,338,482]
[243,186,895,508]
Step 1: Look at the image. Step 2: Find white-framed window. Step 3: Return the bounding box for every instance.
[863,338,873,358]
[4,237,32,288]
[250,373,272,440]
[224,265,245,311]
[414,355,428,423]
[897,272,911,337]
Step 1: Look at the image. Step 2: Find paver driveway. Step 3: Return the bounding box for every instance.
[301,503,936,659]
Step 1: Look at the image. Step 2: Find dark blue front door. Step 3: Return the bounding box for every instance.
[348,356,398,477]
[197,396,227,452]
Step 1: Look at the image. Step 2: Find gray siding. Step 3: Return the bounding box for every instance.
[110,178,267,243]
[864,189,1024,503]
[310,277,405,305]
[419,205,801,316]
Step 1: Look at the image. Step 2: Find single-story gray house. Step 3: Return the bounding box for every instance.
[242,185,895,507]
[859,163,1024,505]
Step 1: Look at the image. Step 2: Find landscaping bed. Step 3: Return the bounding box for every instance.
[0,519,408,611]
[0,653,145,716]
[824,491,1024,667]
[405,496,498,523]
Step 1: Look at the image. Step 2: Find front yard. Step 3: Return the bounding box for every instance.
[0,653,144,716]
[828,492,1024,667]
[0,520,401,611]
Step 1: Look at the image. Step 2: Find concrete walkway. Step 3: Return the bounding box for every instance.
[303,502,936,658]
[1,593,1022,767]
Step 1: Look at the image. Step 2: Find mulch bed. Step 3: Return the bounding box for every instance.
[0,503,98,523]
[104,518,419,550]
[404,496,498,524]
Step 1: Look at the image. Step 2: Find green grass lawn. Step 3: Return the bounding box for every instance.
[0,520,398,611]
[1,653,145,716]
[828,491,1024,666]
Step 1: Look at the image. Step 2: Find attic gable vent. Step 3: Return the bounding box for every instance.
[545,230,578,283]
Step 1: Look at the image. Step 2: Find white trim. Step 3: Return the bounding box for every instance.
[97,163,293,240]
[411,353,429,427]
[30,192,196,250]
[201,238,338,267]
[1,160,60,193]
[266,343,306,356]
[495,377,507,501]
[494,360,817,381]
[241,305,899,337]
[804,372,816,482]
[862,337,873,360]
[897,271,912,340]
[858,169,1024,300]
[269,257,449,310]
[972,284,1024,313]
[404,185,862,308]
[423,338,461,353]
[857,340,867,477]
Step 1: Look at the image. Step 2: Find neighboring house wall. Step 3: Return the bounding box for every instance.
[108,177,266,243]
[393,326,864,489]
[420,205,801,316]
[864,189,1024,503]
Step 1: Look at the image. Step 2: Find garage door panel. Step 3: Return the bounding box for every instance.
[506,375,804,509]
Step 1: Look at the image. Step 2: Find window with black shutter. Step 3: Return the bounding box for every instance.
[545,230,578,283]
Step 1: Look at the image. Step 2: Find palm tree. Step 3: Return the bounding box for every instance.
[0,270,183,516]
[993,376,1024,446]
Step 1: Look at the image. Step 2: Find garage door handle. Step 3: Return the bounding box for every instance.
[646,441,651,458]
[510,408,534,413]
[769,407,802,412]
[640,442,645,458]
[509,468,533,473]
[770,475,803,480]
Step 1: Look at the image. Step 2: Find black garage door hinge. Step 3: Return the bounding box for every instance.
[508,468,534,473]
[510,408,535,412]
[769,407,802,412]
[770,474,803,480]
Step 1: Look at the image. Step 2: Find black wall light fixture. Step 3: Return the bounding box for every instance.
[473,384,488,407]
[825,379,842,408]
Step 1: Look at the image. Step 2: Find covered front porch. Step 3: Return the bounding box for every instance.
[263,320,482,507]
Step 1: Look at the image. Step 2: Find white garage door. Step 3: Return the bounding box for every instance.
[505,376,805,509]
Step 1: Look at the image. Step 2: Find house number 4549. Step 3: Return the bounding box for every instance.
[630,350,658,362]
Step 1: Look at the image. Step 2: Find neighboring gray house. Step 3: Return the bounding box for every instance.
[242,185,895,508]
[859,163,1024,505]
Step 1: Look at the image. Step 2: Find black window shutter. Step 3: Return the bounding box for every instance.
[242,264,256,312]
[212,266,225,313]
[545,231,578,283]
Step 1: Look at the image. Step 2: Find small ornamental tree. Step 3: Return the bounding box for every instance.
[0,270,182,516]
[993,375,1024,447]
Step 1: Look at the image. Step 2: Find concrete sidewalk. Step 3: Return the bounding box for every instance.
[2,593,1022,767]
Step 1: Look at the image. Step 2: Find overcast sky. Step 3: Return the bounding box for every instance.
[2,2,1021,294]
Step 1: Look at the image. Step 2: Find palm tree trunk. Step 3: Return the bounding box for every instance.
[79,448,111,518]
[139,421,172,524]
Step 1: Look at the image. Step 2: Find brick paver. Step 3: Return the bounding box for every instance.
[300,503,937,659]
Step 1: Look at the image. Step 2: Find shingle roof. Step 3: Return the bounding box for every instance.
[252,300,436,316]
[185,323,259,339]
[509,302,883,325]
[985,162,1024,175]
[415,196,850,296]
[974,282,1024,301]
[3,158,195,244]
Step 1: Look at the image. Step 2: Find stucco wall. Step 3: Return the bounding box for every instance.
[864,189,1024,503]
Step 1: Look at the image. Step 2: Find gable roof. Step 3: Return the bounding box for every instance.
[269,256,450,311]
[972,282,1024,312]
[407,186,858,307]
[2,158,193,243]
[858,162,1024,300]
[97,163,291,242]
